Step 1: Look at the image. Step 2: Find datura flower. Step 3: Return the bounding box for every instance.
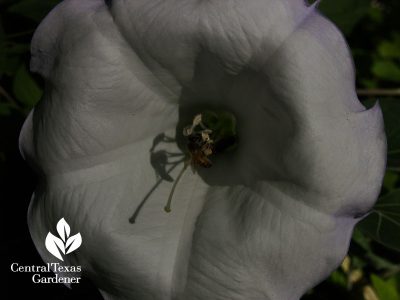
[20,0,386,299]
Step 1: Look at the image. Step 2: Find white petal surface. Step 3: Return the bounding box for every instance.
[28,131,209,299]
[21,0,386,300]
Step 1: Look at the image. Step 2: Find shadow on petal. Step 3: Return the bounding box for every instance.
[130,133,185,223]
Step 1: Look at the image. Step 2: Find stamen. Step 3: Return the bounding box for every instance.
[164,161,189,212]
[164,110,238,212]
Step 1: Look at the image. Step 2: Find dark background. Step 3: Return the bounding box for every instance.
[1,0,400,299]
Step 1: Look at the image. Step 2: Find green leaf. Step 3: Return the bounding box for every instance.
[368,4,383,24]
[351,229,393,270]
[7,0,60,22]
[396,273,400,293]
[318,0,370,35]
[384,172,399,192]
[378,41,400,58]
[0,102,12,116]
[350,255,367,270]
[370,274,399,300]
[12,64,42,108]
[328,270,348,288]
[352,228,371,251]
[378,36,400,59]
[380,99,400,170]
[359,78,378,89]
[372,60,400,82]
[0,41,28,76]
[365,98,400,170]
[358,190,400,252]
[367,252,398,271]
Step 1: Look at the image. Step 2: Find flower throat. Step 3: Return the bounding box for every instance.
[164,110,238,212]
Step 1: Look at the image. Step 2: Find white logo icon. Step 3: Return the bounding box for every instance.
[45,218,82,261]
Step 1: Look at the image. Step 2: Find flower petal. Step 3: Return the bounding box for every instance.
[22,0,386,300]
[23,0,179,174]
[28,132,210,299]
[109,0,314,80]
[183,185,358,299]
[177,7,386,216]
[23,1,206,297]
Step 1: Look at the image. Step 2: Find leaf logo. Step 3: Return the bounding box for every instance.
[45,218,82,261]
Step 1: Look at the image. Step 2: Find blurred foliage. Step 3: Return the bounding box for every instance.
[318,0,371,35]
[358,189,400,254]
[0,0,53,117]
[1,0,400,300]
[378,99,400,170]
[7,0,59,22]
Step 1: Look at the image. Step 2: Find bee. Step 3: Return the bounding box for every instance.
[189,148,213,168]
[184,117,215,169]
[187,132,214,168]
[164,119,214,213]
[164,111,237,213]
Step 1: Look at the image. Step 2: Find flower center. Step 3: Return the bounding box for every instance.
[164,110,238,212]
[184,110,238,168]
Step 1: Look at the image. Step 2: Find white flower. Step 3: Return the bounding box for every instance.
[20,0,386,299]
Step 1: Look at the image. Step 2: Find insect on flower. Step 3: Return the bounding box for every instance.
[184,114,215,168]
[164,111,238,212]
